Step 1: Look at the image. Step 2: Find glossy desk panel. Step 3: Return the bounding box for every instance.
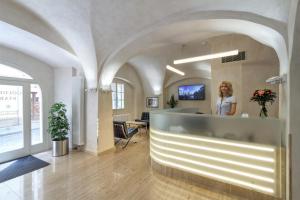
[150,108,283,146]
[150,108,284,198]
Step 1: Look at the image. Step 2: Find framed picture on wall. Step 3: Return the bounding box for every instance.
[146,97,159,108]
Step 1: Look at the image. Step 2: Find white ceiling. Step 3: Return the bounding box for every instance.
[0,0,292,88]
[0,21,80,69]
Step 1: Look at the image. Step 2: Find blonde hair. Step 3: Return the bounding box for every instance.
[219,81,233,97]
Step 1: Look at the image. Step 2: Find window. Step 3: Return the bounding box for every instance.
[111,83,124,109]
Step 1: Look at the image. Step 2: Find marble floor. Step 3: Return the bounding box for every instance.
[0,133,249,200]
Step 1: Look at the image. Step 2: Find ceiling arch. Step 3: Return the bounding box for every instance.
[113,77,136,89]
[99,11,288,95]
[0,1,82,75]
[164,70,212,89]
[15,0,98,88]
[1,1,290,89]
[0,21,80,69]
[0,63,32,80]
[0,0,74,53]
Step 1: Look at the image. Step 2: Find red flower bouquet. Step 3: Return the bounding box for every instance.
[250,89,276,117]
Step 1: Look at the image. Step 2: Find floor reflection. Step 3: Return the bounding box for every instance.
[0,133,249,200]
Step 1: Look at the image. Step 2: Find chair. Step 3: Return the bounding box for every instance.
[135,112,150,127]
[113,121,138,148]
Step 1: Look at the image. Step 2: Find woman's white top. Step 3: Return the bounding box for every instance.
[216,96,237,116]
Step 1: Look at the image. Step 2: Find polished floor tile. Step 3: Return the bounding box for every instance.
[0,134,249,200]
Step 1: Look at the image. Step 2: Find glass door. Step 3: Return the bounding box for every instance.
[0,81,30,163]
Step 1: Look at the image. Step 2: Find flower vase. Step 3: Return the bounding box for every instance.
[259,103,268,118]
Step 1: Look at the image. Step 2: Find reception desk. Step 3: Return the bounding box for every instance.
[150,108,284,198]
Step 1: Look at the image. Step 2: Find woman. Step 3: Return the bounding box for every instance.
[216,81,237,116]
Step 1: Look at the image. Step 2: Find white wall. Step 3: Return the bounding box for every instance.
[162,35,280,117]
[210,34,280,117]
[290,63,300,200]
[112,79,135,120]
[211,63,279,117]
[113,64,144,119]
[164,78,212,113]
[288,1,300,199]
[54,68,73,147]
[85,90,115,154]
[85,91,98,153]
[241,63,279,117]
[98,91,114,153]
[85,64,145,154]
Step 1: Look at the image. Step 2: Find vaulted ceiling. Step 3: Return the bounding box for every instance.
[0,0,292,89]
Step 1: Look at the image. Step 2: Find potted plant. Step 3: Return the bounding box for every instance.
[48,102,70,156]
[167,94,178,108]
[250,89,277,118]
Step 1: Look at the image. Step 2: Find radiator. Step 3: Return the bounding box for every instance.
[72,76,85,146]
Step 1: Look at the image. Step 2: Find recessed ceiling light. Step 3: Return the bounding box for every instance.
[174,50,239,64]
[166,65,185,76]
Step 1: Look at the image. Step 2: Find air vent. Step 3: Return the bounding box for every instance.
[222,51,246,63]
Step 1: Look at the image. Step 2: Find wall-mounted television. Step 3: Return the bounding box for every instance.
[178,84,205,100]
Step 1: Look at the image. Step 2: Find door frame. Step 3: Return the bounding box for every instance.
[0,77,48,163]
[0,79,31,163]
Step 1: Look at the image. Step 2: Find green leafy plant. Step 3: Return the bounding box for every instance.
[48,102,70,141]
[167,94,178,108]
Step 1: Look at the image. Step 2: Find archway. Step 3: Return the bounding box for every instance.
[96,16,290,199]
[99,13,288,91]
[98,17,288,125]
[0,64,46,162]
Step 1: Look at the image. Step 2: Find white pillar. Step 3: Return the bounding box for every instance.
[290,62,300,200]
[98,90,115,153]
[85,91,98,153]
[289,1,300,198]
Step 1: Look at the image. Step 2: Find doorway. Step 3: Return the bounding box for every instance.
[0,80,30,163]
[0,68,45,163]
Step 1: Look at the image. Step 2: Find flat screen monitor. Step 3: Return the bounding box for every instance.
[178,84,205,100]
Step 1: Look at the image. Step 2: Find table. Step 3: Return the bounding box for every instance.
[126,121,148,133]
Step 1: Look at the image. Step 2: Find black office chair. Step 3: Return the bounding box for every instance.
[113,121,138,148]
[135,112,150,127]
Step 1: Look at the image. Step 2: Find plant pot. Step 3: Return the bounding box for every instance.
[52,138,69,157]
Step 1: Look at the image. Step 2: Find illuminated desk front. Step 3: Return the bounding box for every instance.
[150,108,284,198]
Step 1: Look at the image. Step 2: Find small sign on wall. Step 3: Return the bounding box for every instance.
[146,97,159,108]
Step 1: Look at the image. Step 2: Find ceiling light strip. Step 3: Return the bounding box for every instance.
[174,50,239,64]
[150,142,274,173]
[150,129,275,152]
[151,149,274,183]
[150,135,274,163]
[151,153,274,194]
[166,65,185,76]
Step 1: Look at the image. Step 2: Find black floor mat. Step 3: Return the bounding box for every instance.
[0,155,50,183]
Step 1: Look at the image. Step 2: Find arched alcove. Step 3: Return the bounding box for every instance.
[112,64,144,120]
